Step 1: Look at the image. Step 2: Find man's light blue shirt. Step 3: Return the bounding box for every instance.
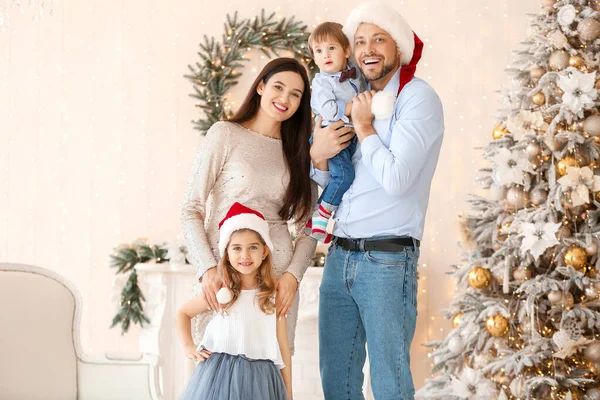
[310,68,444,241]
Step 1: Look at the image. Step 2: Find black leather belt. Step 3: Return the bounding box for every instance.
[333,236,420,252]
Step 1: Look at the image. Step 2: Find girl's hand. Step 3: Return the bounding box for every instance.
[276,272,298,319]
[201,266,223,312]
[184,344,212,362]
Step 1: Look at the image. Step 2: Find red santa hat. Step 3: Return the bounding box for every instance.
[343,2,424,119]
[218,202,273,257]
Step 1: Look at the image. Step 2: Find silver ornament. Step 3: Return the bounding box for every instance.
[584,341,600,363]
[585,285,599,300]
[541,0,557,11]
[585,388,600,400]
[548,290,563,304]
[530,188,548,205]
[510,376,526,398]
[544,135,565,152]
[530,66,546,82]
[578,18,600,42]
[526,141,541,156]
[513,268,532,282]
[556,225,572,240]
[583,115,600,137]
[585,242,598,256]
[549,50,570,71]
[549,30,568,49]
[506,186,529,210]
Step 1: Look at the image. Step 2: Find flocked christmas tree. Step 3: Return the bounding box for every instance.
[417,1,600,399]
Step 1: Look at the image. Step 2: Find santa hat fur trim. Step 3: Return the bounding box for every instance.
[218,202,273,257]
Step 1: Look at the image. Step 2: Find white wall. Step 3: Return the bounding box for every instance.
[0,0,540,390]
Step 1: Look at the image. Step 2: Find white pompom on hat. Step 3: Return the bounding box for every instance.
[343,1,415,66]
[218,202,273,257]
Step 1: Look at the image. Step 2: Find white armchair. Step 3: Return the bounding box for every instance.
[0,263,162,400]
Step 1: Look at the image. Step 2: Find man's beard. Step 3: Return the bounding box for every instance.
[360,56,399,82]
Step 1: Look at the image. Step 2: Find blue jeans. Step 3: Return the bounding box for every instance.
[319,242,420,400]
[317,135,357,208]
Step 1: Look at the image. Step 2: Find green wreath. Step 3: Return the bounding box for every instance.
[185,10,317,135]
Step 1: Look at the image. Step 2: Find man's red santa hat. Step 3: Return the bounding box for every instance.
[218,202,273,257]
[343,1,424,105]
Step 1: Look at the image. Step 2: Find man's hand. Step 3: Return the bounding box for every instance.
[351,90,377,141]
[345,101,353,117]
[201,266,222,312]
[310,117,355,171]
[276,272,299,319]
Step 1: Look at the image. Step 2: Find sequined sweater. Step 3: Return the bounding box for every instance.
[181,121,317,351]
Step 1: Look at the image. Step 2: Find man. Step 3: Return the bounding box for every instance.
[309,2,444,399]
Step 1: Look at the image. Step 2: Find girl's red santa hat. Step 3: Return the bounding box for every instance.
[218,202,273,257]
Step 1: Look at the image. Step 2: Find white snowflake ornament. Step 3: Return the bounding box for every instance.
[558,67,598,115]
[520,221,561,259]
[491,148,531,186]
[557,166,600,207]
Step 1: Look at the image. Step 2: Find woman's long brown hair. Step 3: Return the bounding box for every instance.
[228,57,313,222]
[219,229,277,314]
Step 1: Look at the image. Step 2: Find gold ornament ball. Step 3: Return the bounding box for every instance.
[530,66,546,82]
[569,55,585,69]
[486,314,509,337]
[583,114,600,137]
[577,18,600,42]
[452,312,463,329]
[492,124,509,140]
[468,266,492,290]
[548,50,570,70]
[506,186,529,210]
[532,92,546,106]
[563,246,587,270]
[557,156,578,176]
[584,341,600,363]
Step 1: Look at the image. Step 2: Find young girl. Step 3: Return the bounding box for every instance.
[177,202,292,400]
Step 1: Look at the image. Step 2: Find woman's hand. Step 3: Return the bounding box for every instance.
[310,117,355,169]
[201,266,223,312]
[184,344,212,362]
[276,272,299,319]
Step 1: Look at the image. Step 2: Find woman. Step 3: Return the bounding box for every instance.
[181,57,317,353]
